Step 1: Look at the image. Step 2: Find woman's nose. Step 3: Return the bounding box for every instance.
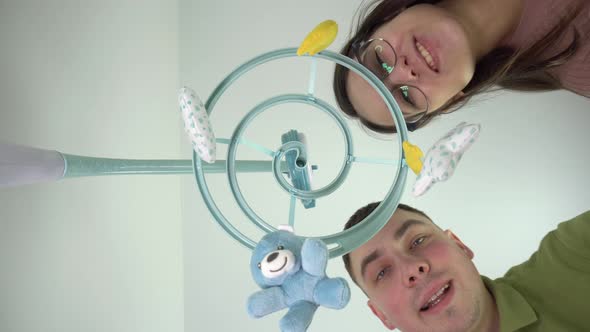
[388,56,419,84]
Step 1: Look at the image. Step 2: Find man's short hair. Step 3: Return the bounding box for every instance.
[342,202,434,284]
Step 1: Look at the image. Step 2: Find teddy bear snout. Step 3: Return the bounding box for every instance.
[267,252,279,263]
[260,249,296,279]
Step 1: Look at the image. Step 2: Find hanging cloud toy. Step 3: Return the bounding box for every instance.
[297,20,338,56]
[178,87,216,163]
[402,141,424,175]
[410,122,481,196]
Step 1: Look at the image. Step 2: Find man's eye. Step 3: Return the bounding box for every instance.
[411,236,426,248]
[376,267,389,281]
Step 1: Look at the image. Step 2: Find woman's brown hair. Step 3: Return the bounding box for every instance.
[333,0,581,133]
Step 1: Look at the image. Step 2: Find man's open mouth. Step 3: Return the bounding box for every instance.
[420,282,451,311]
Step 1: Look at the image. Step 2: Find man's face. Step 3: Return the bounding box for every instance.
[349,209,486,331]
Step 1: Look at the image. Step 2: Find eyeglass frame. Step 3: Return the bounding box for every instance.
[351,38,430,130]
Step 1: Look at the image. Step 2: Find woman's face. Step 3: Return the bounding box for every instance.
[346,4,476,128]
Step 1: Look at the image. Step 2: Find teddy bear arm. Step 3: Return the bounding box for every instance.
[313,277,351,309]
[301,238,328,277]
[247,287,288,318]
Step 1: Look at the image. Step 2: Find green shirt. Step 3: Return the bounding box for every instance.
[482,211,590,331]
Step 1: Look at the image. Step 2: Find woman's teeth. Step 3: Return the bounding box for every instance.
[416,41,437,72]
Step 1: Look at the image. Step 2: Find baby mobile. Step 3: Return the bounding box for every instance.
[177,19,480,331]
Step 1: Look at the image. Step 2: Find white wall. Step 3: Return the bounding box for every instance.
[180,1,590,332]
[0,1,184,332]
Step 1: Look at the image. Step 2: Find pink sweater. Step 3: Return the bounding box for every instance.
[503,0,590,97]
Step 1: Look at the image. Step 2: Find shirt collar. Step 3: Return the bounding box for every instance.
[481,275,538,331]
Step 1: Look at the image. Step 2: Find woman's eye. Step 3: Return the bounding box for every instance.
[376,53,393,75]
[400,86,414,105]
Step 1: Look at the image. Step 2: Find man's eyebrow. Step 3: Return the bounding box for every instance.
[359,219,427,282]
[360,250,380,283]
[395,219,427,241]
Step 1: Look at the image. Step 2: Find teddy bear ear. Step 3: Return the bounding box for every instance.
[277,225,294,233]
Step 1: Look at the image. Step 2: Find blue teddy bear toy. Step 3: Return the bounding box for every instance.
[247,226,351,332]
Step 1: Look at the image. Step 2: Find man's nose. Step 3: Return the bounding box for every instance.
[403,260,429,287]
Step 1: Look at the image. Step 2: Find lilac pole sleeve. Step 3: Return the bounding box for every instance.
[0,142,65,187]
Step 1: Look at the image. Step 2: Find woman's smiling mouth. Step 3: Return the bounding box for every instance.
[415,39,439,72]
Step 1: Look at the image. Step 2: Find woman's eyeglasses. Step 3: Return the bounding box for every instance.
[353,38,429,127]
